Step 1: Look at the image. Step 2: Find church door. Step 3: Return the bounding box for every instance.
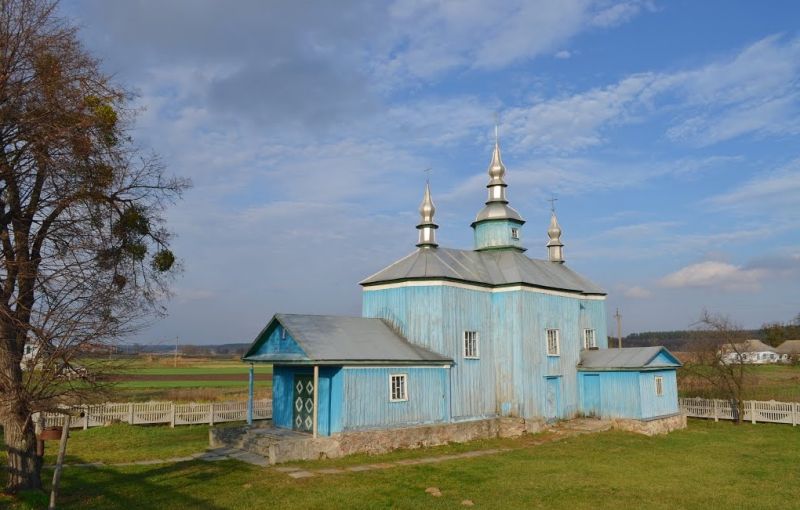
[544,377,562,422]
[582,374,601,417]
[293,374,314,433]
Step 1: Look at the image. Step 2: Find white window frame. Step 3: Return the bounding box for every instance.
[511,227,519,240]
[280,327,286,340]
[546,329,560,356]
[654,376,664,397]
[389,374,408,402]
[463,331,479,359]
[583,329,596,350]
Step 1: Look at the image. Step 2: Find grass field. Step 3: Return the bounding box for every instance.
[2,419,799,509]
[679,363,800,402]
[81,357,274,402]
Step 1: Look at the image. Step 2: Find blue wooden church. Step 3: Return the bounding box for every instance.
[243,138,682,437]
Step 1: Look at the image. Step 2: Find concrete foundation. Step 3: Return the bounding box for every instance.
[611,413,687,436]
[210,417,544,465]
[210,414,684,465]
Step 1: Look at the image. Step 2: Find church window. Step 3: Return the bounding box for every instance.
[463,331,479,359]
[546,329,560,356]
[583,329,596,349]
[390,374,408,402]
[511,228,519,240]
[654,376,664,396]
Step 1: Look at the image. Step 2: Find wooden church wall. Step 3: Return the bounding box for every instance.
[362,285,498,421]
[638,370,679,419]
[340,366,449,431]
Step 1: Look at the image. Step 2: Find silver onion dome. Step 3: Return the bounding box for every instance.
[419,182,436,224]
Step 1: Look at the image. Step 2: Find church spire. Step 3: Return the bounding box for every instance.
[546,202,564,263]
[416,181,438,248]
[486,123,508,201]
[472,121,525,252]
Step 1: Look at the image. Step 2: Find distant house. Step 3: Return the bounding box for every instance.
[721,339,781,364]
[776,340,800,362]
[21,340,40,369]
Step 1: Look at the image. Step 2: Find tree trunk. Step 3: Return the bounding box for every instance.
[3,412,42,493]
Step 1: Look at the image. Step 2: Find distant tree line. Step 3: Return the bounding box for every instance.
[625,312,800,350]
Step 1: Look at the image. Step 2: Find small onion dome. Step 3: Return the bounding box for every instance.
[419,182,436,224]
[547,211,564,263]
[487,142,506,186]
[547,212,562,241]
[417,182,438,248]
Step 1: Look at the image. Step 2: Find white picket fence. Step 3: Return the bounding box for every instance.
[680,397,799,426]
[36,399,272,429]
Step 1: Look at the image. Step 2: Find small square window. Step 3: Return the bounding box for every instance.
[654,376,664,397]
[583,329,596,349]
[390,374,408,402]
[511,228,519,240]
[546,329,560,356]
[463,331,479,359]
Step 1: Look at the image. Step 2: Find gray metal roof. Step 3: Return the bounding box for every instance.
[474,202,524,224]
[360,247,605,295]
[243,314,452,365]
[578,346,681,370]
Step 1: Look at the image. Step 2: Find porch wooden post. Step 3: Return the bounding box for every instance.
[313,365,319,438]
[247,363,254,425]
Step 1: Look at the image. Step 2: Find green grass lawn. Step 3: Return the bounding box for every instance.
[679,363,800,402]
[2,419,799,509]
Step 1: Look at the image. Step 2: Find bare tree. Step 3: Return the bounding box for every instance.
[0,0,188,493]
[682,311,752,424]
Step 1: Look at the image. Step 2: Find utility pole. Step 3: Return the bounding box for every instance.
[174,336,179,368]
[614,308,622,349]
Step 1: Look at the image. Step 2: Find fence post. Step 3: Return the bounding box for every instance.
[83,405,89,430]
[793,402,797,427]
[170,403,176,428]
[713,399,719,422]
[750,401,756,424]
[209,403,215,426]
[128,403,134,424]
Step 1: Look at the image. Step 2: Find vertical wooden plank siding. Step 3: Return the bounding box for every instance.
[271,365,294,429]
[473,220,524,250]
[363,285,608,422]
[638,370,679,419]
[253,324,306,358]
[578,371,642,418]
[341,367,448,431]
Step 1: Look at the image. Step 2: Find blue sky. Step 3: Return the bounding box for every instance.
[61,1,800,343]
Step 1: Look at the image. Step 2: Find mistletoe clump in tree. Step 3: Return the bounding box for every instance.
[0,0,189,493]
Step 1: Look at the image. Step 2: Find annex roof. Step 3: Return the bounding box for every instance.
[775,340,800,354]
[243,314,452,365]
[360,247,605,295]
[578,346,682,370]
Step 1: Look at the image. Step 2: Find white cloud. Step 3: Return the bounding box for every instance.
[504,34,800,152]
[707,158,800,213]
[554,50,572,59]
[659,261,767,290]
[375,0,649,83]
[620,285,652,298]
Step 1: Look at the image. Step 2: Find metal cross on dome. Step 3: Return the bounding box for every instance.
[548,196,558,213]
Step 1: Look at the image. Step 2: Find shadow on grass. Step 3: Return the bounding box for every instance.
[2,455,243,510]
